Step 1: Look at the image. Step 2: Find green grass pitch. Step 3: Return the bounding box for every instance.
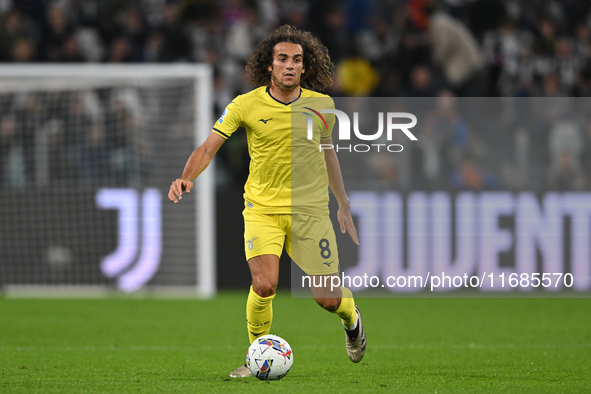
[1,293,590,393]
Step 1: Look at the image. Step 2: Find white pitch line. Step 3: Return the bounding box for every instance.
[1,343,589,352]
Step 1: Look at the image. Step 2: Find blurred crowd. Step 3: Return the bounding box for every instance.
[2,0,591,191]
[0,88,161,188]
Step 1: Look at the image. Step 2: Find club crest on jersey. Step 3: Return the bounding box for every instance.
[218,108,228,124]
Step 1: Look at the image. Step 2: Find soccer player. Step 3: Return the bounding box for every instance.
[168,25,366,377]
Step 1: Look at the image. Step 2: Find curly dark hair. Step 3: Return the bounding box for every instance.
[245,25,335,91]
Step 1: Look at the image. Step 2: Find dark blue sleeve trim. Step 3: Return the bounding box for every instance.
[213,128,230,139]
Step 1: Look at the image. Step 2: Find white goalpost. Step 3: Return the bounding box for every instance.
[0,64,215,297]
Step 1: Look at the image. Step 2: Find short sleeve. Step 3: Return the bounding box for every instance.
[320,98,336,140]
[212,97,242,139]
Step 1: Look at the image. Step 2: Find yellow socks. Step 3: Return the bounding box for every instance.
[246,286,275,344]
[246,286,356,343]
[335,287,357,329]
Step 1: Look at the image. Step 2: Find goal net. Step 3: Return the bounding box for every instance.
[0,64,215,296]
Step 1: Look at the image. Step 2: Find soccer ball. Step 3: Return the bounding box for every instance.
[246,335,293,380]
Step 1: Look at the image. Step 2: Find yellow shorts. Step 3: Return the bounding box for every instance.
[243,209,339,275]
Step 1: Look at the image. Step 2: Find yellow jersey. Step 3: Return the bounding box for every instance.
[212,86,335,216]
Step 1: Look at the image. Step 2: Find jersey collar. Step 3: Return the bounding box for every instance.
[266,86,302,106]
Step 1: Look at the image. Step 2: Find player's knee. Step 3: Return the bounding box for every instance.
[252,281,277,298]
[314,297,340,312]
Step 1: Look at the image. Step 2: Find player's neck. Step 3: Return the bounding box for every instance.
[268,82,301,104]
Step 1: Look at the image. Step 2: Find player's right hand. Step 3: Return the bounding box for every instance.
[169,179,193,203]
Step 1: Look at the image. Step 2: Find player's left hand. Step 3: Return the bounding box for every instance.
[337,203,359,246]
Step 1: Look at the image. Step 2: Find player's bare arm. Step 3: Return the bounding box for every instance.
[168,132,225,203]
[323,135,359,246]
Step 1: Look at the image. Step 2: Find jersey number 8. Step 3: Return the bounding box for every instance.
[319,238,331,259]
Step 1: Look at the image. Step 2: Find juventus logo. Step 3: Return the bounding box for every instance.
[96,188,162,292]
